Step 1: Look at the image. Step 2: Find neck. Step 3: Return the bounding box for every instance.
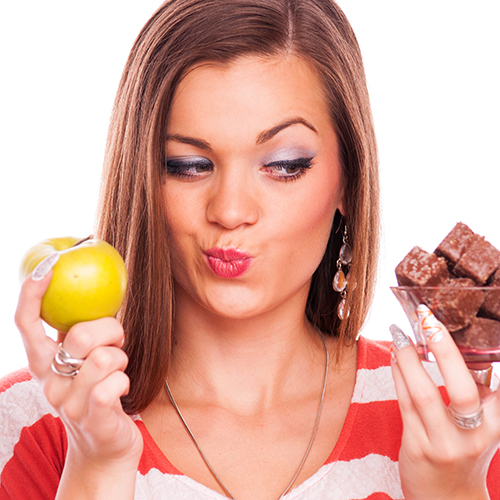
[168,287,329,415]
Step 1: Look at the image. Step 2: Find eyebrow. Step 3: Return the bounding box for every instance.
[256,117,317,145]
[165,134,213,151]
[165,117,317,151]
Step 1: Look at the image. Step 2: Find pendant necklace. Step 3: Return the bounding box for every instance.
[165,330,329,500]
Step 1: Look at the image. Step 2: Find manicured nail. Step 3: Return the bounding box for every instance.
[390,324,411,350]
[417,304,444,343]
[389,343,397,361]
[31,253,60,281]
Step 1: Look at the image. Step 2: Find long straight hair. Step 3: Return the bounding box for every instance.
[96,0,380,415]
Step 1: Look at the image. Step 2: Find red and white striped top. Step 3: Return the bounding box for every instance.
[1,337,499,499]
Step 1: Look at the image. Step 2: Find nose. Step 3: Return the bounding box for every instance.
[206,168,260,229]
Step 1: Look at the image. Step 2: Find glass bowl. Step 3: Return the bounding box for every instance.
[391,286,500,363]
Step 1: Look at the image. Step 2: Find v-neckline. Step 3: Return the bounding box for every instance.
[135,337,369,497]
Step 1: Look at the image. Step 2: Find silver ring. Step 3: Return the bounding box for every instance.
[449,404,483,430]
[51,344,85,378]
[468,366,493,387]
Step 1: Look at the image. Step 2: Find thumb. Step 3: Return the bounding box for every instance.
[15,254,59,374]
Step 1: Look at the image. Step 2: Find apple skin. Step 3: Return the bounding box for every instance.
[20,237,127,333]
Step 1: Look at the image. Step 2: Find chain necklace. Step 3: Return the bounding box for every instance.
[165,331,329,500]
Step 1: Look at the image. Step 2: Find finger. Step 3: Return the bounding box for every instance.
[85,371,134,453]
[89,370,131,414]
[59,346,128,419]
[390,353,429,445]
[44,318,125,405]
[417,304,481,416]
[14,268,59,377]
[390,324,450,439]
[62,317,125,360]
[79,346,129,385]
[466,362,497,392]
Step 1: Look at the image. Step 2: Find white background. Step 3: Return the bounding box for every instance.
[1,1,499,377]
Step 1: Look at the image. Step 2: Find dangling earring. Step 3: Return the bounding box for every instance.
[332,225,352,320]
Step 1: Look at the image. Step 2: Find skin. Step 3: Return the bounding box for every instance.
[15,274,142,500]
[162,55,344,321]
[140,55,355,499]
[391,316,500,500]
[13,54,500,500]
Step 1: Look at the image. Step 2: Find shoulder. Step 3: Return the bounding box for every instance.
[354,336,395,402]
[349,337,400,427]
[356,336,392,369]
[0,368,66,499]
[356,335,444,388]
[0,368,33,393]
[0,367,56,421]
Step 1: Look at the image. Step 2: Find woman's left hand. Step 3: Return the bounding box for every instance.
[390,305,500,500]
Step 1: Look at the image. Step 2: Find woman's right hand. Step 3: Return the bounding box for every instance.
[14,267,143,499]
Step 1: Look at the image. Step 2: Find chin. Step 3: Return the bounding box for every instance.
[203,296,269,320]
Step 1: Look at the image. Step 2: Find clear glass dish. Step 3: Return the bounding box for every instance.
[391,286,500,363]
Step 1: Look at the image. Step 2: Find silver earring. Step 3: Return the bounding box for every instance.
[332,225,352,320]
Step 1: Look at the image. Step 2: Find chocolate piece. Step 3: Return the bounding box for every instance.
[453,238,500,284]
[481,270,500,321]
[423,278,484,332]
[435,222,477,264]
[452,317,500,349]
[395,223,500,353]
[396,246,449,287]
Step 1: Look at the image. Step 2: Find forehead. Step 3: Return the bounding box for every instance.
[167,55,333,139]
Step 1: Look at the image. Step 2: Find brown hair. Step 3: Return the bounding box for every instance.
[96,0,380,415]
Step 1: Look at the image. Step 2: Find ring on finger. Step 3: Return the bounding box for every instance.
[449,403,483,430]
[468,366,493,388]
[51,343,85,378]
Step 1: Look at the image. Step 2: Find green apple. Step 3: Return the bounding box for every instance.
[20,236,127,332]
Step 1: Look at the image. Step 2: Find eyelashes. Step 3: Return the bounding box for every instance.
[263,157,313,182]
[165,157,213,178]
[164,156,314,182]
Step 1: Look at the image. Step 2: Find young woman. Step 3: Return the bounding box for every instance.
[2,1,499,499]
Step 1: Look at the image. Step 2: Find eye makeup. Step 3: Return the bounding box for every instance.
[261,157,314,182]
[165,156,214,179]
[164,147,317,182]
[260,146,316,182]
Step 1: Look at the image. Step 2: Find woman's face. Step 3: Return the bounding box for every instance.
[163,55,344,319]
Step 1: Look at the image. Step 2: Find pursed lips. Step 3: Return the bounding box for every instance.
[203,247,253,278]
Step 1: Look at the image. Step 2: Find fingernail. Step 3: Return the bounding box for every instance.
[390,324,411,350]
[31,253,60,281]
[417,304,444,343]
[389,343,397,362]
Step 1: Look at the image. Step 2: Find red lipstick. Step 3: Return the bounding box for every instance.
[204,248,253,278]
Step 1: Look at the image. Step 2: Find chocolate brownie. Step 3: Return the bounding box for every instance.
[395,246,449,287]
[452,317,500,349]
[423,278,484,332]
[395,222,500,350]
[435,222,478,265]
[481,270,500,321]
[453,237,500,284]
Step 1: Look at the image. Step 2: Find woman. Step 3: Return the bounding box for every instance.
[2,0,499,499]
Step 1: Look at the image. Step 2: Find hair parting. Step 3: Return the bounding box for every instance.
[96,0,380,414]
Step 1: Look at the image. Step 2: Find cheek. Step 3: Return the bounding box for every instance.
[300,196,337,248]
[162,187,202,288]
[163,185,198,238]
[275,182,341,272]
[162,188,196,269]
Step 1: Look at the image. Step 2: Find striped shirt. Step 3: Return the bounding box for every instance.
[1,337,499,499]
